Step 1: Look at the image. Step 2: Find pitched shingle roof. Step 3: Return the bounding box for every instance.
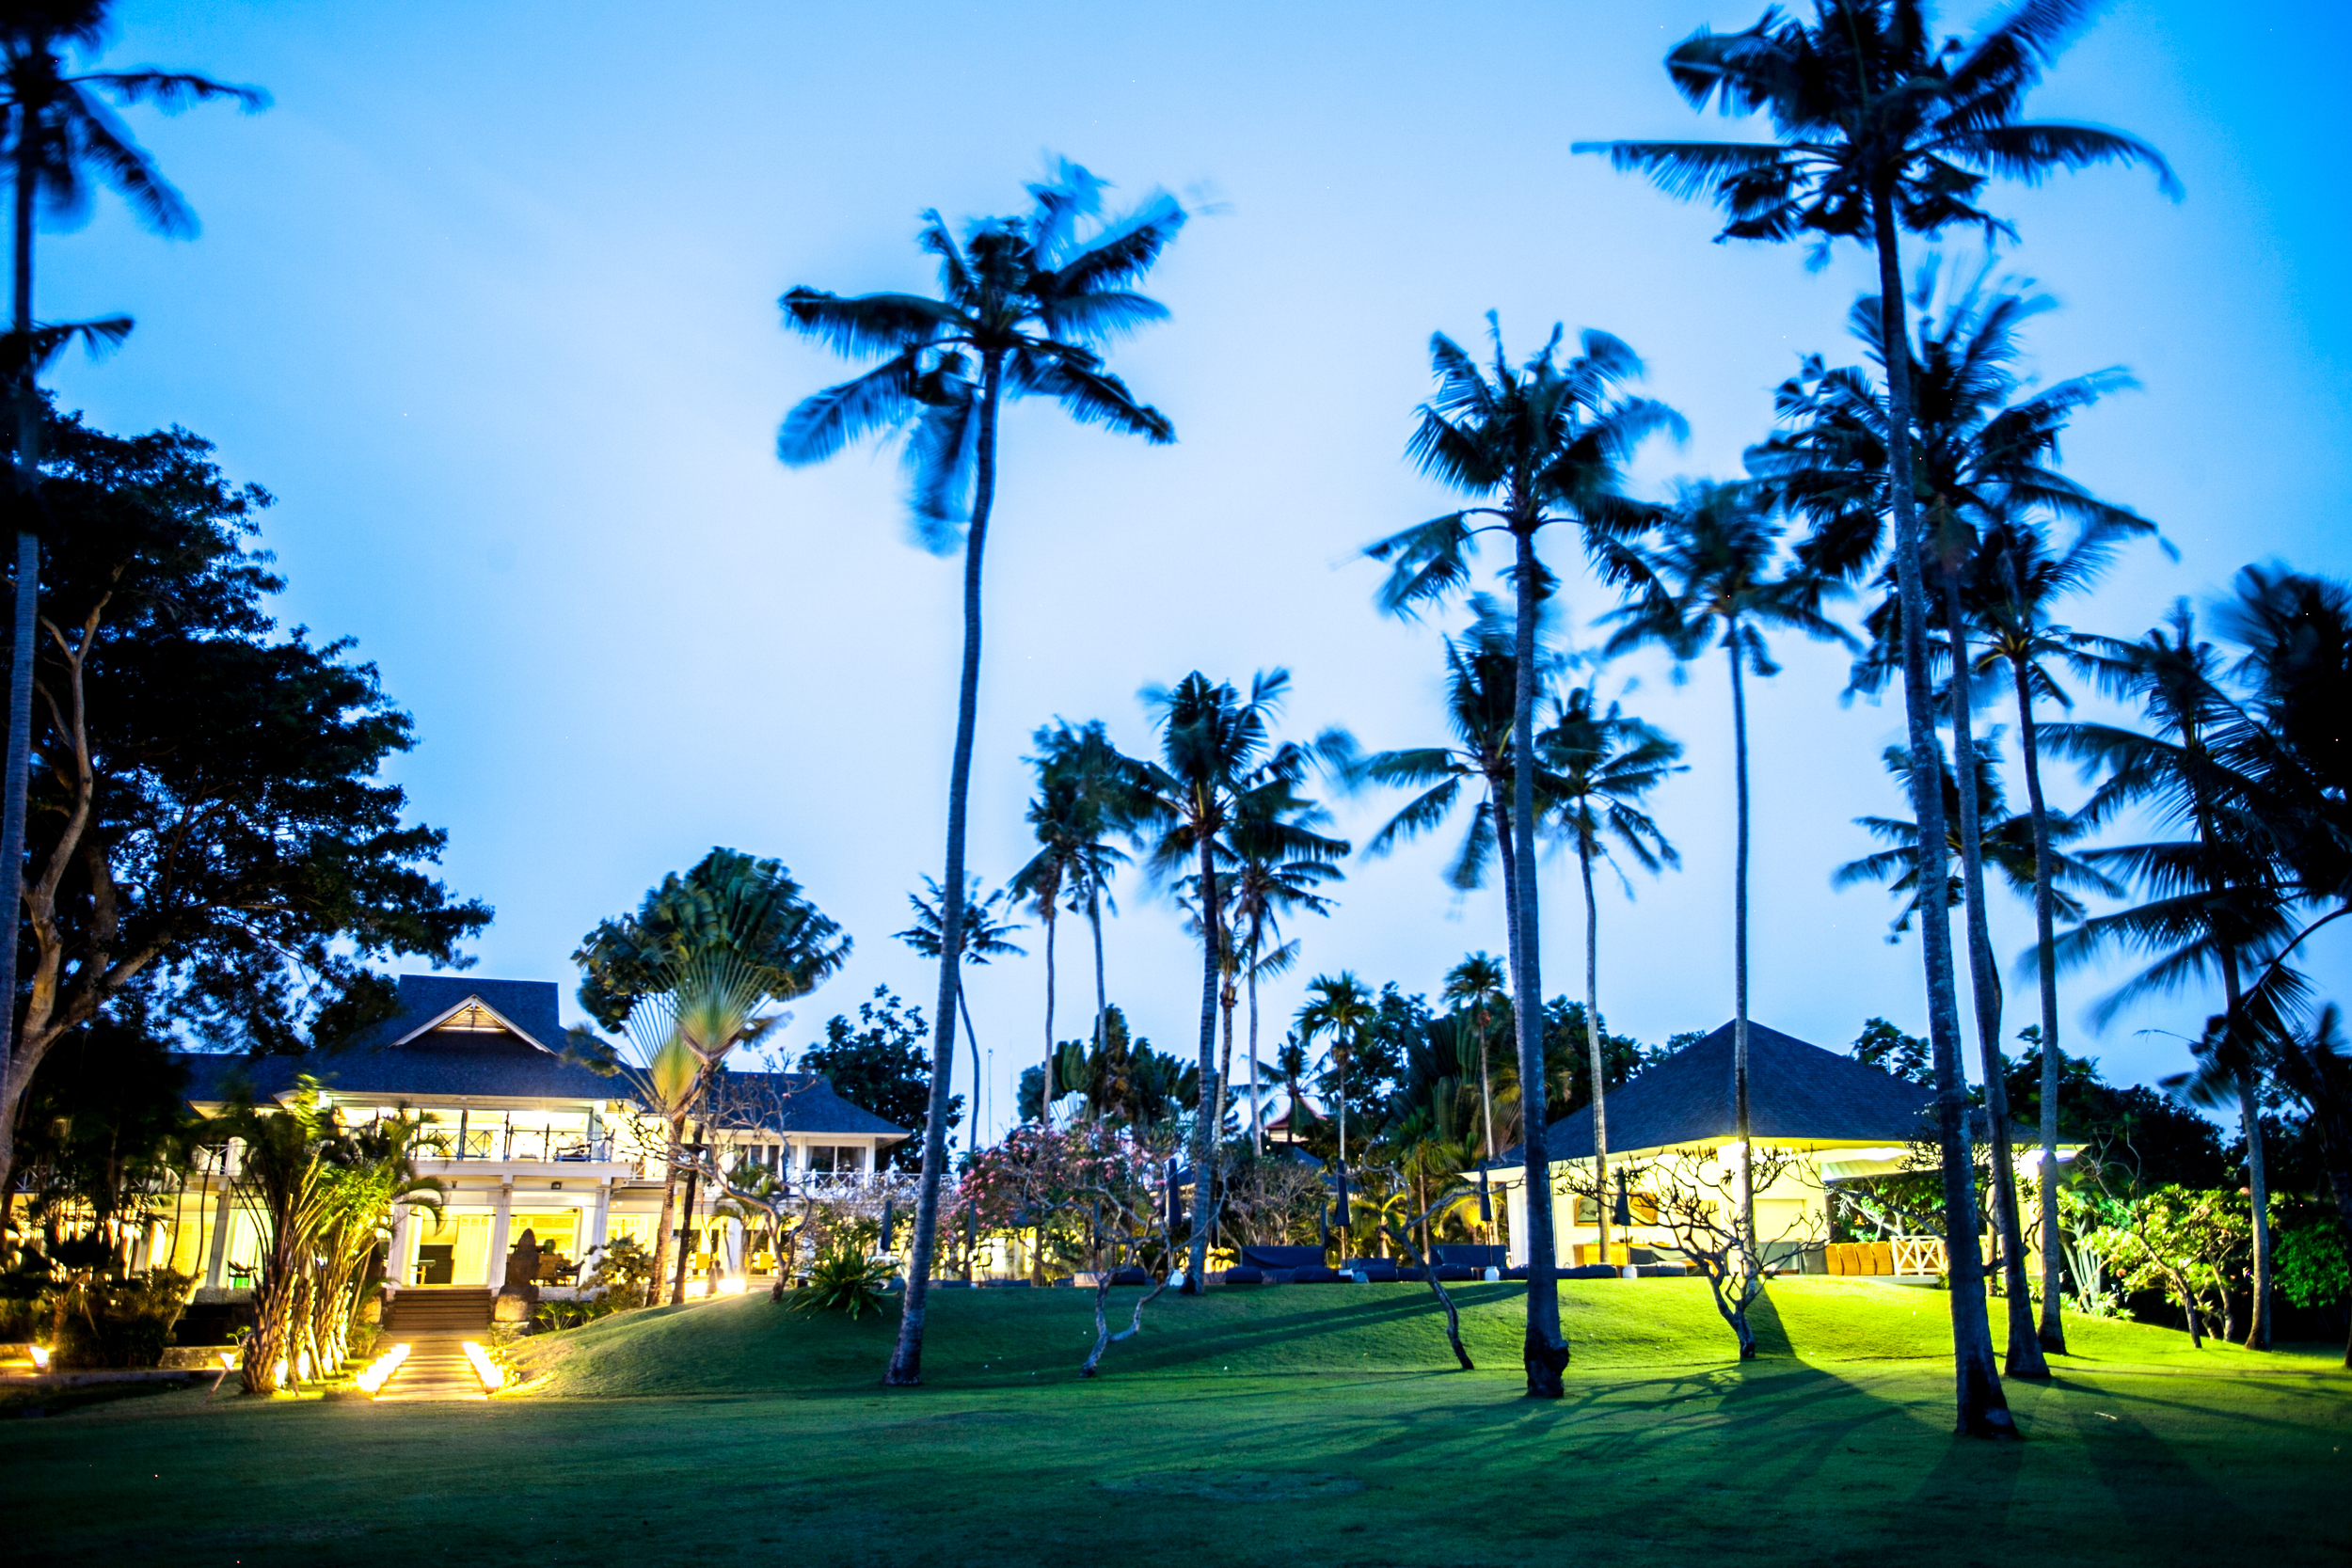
[1512,1020,1934,1163]
[174,973,910,1141]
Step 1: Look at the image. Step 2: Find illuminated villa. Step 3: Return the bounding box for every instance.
[151,974,910,1323]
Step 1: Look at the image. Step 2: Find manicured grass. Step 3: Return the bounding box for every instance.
[8,1280,2344,1566]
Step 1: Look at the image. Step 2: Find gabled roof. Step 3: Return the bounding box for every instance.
[172,974,910,1140]
[1516,1020,1935,1163]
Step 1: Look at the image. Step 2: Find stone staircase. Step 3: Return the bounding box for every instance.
[381,1287,494,1336]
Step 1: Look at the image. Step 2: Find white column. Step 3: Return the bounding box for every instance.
[1505,1182,1529,1269]
[388,1202,414,1288]
[723,1218,744,1275]
[485,1180,514,1290]
[586,1180,612,1259]
[203,1150,238,1291]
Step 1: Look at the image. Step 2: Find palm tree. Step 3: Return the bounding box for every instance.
[1837,739,2118,930]
[1538,682,1682,1263]
[1762,263,2157,1374]
[0,6,262,1082]
[2049,610,2296,1351]
[1440,953,1510,1175]
[574,849,851,1300]
[1295,973,1377,1174]
[1579,0,2175,1438]
[897,876,1026,1145]
[1604,481,1850,1269]
[775,162,1184,1385]
[1013,721,1137,1129]
[1972,515,2152,1352]
[1365,319,1680,1396]
[1127,670,1327,1290]
[1220,778,1344,1154]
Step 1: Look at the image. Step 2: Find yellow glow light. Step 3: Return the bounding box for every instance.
[461,1339,503,1392]
[717,1275,748,1296]
[354,1342,411,1395]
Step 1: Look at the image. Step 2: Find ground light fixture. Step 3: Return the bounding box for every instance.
[27,1344,48,1370]
[461,1339,503,1393]
[354,1342,411,1396]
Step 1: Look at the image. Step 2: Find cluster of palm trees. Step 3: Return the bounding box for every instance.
[770,0,2348,1433]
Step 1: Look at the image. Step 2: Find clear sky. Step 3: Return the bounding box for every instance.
[44,0,2349,1138]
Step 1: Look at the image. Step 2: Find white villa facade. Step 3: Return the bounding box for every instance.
[152,974,911,1295]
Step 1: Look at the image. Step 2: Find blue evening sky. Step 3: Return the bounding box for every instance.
[44,1,2348,1136]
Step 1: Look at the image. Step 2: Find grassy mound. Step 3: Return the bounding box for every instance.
[505,1275,2303,1399]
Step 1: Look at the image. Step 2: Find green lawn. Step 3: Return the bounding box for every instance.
[8,1278,2345,1566]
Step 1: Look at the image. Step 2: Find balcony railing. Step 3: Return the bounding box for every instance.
[438,1131,615,1164]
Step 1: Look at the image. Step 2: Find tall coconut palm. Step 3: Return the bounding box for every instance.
[1579,0,2175,1437]
[2048,610,2296,1351]
[1127,670,1328,1291]
[1220,778,1344,1154]
[1836,739,2119,935]
[1440,953,1511,1183]
[1538,682,1682,1263]
[1365,318,1680,1396]
[1604,481,1850,1269]
[1295,973,1378,1173]
[0,6,262,1082]
[1971,515,2153,1351]
[897,877,1026,1145]
[1760,263,2156,1374]
[777,163,1183,1384]
[1013,721,1136,1130]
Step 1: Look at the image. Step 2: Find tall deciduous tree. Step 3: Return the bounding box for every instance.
[0,1,262,1124]
[1366,318,1679,1396]
[0,412,488,1199]
[1580,0,2174,1435]
[1538,682,1682,1262]
[1605,480,1849,1269]
[775,161,1184,1385]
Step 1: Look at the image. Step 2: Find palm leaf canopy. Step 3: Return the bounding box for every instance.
[2,10,266,238]
[1540,682,1686,887]
[776,161,1185,554]
[1573,0,2175,254]
[1369,316,1682,617]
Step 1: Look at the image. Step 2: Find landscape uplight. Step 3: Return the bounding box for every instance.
[354,1342,411,1395]
[461,1339,503,1392]
[27,1345,48,1370]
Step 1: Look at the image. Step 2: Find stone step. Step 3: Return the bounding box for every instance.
[373,1338,490,1402]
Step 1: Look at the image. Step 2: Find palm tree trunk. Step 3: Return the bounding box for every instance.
[1040,899,1057,1126]
[886,355,1001,1386]
[1727,634,1756,1270]
[1943,591,2048,1379]
[957,987,983,1149]
[1248,951,1263,1159]
[2014,657,2069,1354]
[1089,885,1107,1059]
[650,1112,684,1307]
[0,110,45,1187]
[1509,524,1567,1394]
[1580,835,1610,1265]
[1871,188,2011,1438]
[1185,846,1221,1292]
[2224,956,2271,1351]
